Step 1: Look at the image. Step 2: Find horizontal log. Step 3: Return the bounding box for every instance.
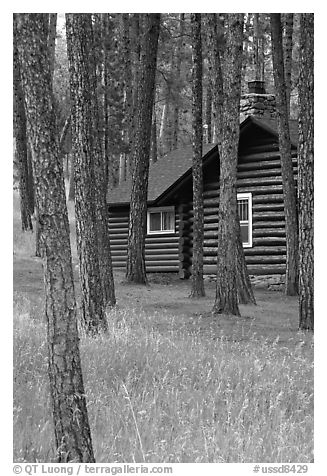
[252,194,284,204]
[146,249,178,257]
[145,241,182,249]
[145,235,179,243]
[253,203,284,212]
[203,246,286,256]
[247,264,286,275]
[109,228,129,235]
[253,228,286,237]
[145,254,179,262]
[253,211,286,221]
[111,250,127,257]
[203,263,286,275]
[110,239,127,246]
[202,255,286,265]
[253,237,286,246]
[237,167,285,179]
[237,158,297,171]
[237,176,283,187]
[238,184,284,194]
[109,233,128,240]
[203,222,219,231]
[241,142,280,154]
[240,149,296,162]
[108,222,129,230]
[203,188,219,199]
[253,220,285,229]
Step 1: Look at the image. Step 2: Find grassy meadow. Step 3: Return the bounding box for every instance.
[13,192,314,463]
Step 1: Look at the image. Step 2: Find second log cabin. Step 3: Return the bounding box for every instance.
[107,113,298,279]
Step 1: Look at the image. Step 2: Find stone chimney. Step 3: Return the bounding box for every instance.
[240,81,276,121]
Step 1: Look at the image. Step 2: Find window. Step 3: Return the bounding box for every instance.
[147,207,175,234]
[237,193,252,248]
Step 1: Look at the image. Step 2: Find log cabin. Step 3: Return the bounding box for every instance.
[107,88,298,281]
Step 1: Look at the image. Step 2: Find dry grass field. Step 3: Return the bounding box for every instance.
[13,192,314,463]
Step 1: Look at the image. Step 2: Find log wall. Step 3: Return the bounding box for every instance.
[197,137,297,275]
[108,206,184,273]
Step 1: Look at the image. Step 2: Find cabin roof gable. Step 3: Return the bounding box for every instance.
[107,116,298,206]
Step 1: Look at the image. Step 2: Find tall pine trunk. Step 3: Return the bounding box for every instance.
[206,13,255,311]
[13,22,33,231]
[126,14,160,284]
[283,13,294,117]
[66,14,115,332]
[298,14,314,330]
[16,13,95,462]
[190,13,205,298]
[171,13,185,150]
[212,14,244,315]
[271,13,299,296]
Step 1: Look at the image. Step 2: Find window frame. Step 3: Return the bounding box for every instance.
[147,206,175,235]
[237,192,253,248]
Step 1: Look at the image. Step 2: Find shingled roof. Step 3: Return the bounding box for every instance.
[107,116,298,206]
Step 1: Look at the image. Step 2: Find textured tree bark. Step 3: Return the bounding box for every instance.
[282,13,294,118]
[253,13,265,82]
[206,13,254,313]
[171,13,185,150]
[15,13,95,462]
[271,13,299,296]
[205,81,213,144]
[190,13,205,298]
[211,14,244,316]
[47,13,57,87]
[298,13,314,331]
[150,103,158,163]
[126,14,160,284]
[66,14,115,331]
[13,23,33,231]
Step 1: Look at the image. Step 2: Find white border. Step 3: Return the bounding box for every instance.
[147,206,175,235]
[237,192,253,248]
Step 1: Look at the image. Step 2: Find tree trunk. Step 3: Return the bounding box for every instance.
[190,13,205,298]
[206,13,255,312]
[47,13,57,86]
[271,13,299,296]
[126,14,160,284]
[205,81,213,144]
[150,103,158,163]
[298,13,314,331]
[13,23,33,231]
[66,13,115,331]
[282,13,294,118]
[15,13,95,463]
[212,14,244,316]
[253,13,265,82]
[171,13,185,150]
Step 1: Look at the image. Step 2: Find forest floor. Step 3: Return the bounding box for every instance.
[13,192,314,464]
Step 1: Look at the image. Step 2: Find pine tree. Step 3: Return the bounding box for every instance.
[66,13,115,332]
[298,13,314,330]
[190,13,205,298]
[126,14,160,284]
[13,18,33,231]
[271,13,299,296]
[15,13,95,462]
